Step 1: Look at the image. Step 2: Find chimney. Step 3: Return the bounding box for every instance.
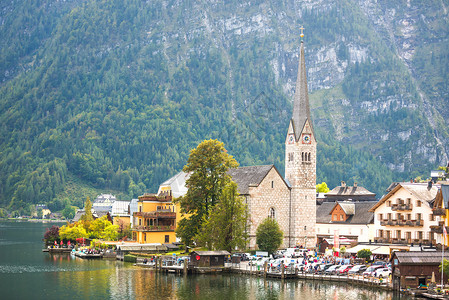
[354,182,358,188]
[341,181,346,187]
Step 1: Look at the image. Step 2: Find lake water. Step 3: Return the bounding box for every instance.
[0,221,410,299]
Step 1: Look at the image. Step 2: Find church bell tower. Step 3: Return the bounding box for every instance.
[285,28,317,248]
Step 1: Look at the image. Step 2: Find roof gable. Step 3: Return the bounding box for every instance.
[370,182,439,212]
[228,165,289,194]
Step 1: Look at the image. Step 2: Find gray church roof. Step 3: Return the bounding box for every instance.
[228,165,276,195]
[316,201,376,224]
[326,185,376,197]
[291,40,314,140]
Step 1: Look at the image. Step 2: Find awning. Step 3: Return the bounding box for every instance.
[371,246,391,255]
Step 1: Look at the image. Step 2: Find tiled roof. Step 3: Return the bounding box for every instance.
[326,185,376,197]
[370,182,439,212]
[191,251,230,256]
[316,201,376,224]
[394,251,449,264]
[227,165,275,195]
[338,202,355,215]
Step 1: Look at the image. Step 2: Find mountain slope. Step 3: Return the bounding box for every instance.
[0,0,447,210]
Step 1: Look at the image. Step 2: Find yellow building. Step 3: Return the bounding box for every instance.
[132,193,179,244]
[431,183,449,246]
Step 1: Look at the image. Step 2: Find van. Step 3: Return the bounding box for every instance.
[284,248,308,258]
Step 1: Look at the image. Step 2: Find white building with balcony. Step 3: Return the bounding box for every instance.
[369,182,441,246]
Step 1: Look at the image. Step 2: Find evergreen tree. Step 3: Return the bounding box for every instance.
[80,196,93,222]
[256,217,283,255]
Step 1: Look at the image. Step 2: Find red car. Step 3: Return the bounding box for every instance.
[336,265,354,275]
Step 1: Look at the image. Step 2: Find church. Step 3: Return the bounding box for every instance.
[153,34,317,249]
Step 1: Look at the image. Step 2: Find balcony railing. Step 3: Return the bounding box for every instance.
[433,208,446,216]
[134,211,176,219]
[391,204,413,211]
[379,219,423,227]
[374,237,435,245]
[133,225,176,232]
[430,225,449,234]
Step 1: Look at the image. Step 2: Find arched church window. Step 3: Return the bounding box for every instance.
[302,152,304,161]
[269,207,276,220]
[308,152,311,161]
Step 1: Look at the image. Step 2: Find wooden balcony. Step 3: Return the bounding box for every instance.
[433,208,446,216]
[134,211,176,219]
[391,204,413,211]
[379,219,423,227]
[430,225,449,234]
[374,237,435,245]
[133,225,176,232]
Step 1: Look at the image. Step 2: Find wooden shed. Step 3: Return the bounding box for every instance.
[391,251,449,290]
[189,251,230,268]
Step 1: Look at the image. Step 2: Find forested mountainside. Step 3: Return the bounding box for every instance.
[1,0,448,211]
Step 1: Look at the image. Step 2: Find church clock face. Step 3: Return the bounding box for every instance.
[288,134,295,144]
[302,134,311,144]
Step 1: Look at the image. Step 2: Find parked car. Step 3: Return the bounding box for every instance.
[316,263,334,274]
[324,265,339,274]
[374,267,391,278]
[336,265,353,275]
[362,265,383,277]
[348,264,367,274]
[372,261,387,267]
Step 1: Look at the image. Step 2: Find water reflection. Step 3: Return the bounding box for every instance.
[0,221,409,299]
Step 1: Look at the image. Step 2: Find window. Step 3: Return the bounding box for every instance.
[139,219,142,226]
[340,215,344,221]
[302,152,304,161]
[407,214,411,220]
[396,230,401,239]
[269,207,275,220]
[144,233,146,242]
[417,200,422,207]
[417,213,422,220]
[430,214,435,221]
[332,214,336,221]
[406,232,411,241]
[288,152,294,162]
[271,181,274,188]
[379,230,383,238]
[165,235,169,243]
[387,201,391,207]
[308,153,311,161]
[139,206,142,212]
[387,213,392,220]
[378,213,383,221]
[407,198,411,205]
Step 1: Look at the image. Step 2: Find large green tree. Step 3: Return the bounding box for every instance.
[80,196,93,222]
[175,139,239,247]
[256,217,283,255]
[197,181,248,251]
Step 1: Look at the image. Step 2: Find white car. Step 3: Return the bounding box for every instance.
[374,267,391,278]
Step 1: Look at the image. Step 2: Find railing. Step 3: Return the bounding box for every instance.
[433,208,446,216]
[391,204,413,211]
[430,225,449,234]
[133,225,176,232]
[374,237,434,245]
[135,211,176,219]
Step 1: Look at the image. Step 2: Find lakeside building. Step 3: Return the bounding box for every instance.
[132,193,180,244]
[316,201,376,250]
[369,182,441,246]
[430,183,449,246]
[93,193,116,213]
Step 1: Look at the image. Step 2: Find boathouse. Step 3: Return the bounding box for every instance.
[391,251,449,290]
[189,251,230,268]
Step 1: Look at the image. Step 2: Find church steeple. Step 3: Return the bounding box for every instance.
[291,29,314,141]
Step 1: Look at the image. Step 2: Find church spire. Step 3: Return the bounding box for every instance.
[291,28,313,141]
